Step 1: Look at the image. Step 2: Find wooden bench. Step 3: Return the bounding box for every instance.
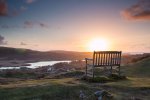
[85,51,122,78]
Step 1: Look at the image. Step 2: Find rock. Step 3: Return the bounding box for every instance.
[79,90,86,100]
[94,90,113,100]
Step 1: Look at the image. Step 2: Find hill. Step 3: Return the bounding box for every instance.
[0,46,92,61]
[122,57,150,77]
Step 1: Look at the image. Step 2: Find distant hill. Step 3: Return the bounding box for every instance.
[0,46,92,61]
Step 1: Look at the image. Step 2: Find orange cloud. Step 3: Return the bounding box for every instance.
[121,0,150,21]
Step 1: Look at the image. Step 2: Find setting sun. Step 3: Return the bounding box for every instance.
[88,38,109,51]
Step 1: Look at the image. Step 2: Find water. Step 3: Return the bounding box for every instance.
[0,67,20,70]
[26,61,71,68]
[0,60,71,70]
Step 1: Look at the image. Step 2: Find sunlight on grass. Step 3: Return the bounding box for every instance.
[0,78,79,88]
[105,77,150,88]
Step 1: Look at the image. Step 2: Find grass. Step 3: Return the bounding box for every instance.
[0,78,79,88]
[122,57,150,78]
[81,73,127,83]
[0,57,150,100]
[0,77,149,100]
[54,70,85,78]
[0,72,37,79]
[0,85,79,100]
[0,84,86,100]
[0,78,98,100]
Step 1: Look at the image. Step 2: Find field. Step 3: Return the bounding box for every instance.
[0,56,150,100]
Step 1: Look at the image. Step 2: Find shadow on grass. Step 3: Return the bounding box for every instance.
[81,74,127,83]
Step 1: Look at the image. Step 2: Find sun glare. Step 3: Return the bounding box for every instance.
[88,38,109,51]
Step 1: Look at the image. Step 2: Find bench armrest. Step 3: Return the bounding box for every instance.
[85,58,93,61]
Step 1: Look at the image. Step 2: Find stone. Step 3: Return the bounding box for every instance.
[79,90,86,100]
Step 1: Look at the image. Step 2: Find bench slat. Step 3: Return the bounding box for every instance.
[87,51,121,67]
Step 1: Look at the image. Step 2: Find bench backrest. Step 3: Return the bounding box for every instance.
[93,51,121,67]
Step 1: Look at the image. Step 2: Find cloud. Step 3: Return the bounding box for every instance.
[24,20,48,28]
[121,0,150,21]
[24,21,34,28]
[20,42,38,47]
[39,22,48,28]
[0,24,20,29]
[0,21,48,29]
[0,0,28,17]
[0,0,8,16]
[0,35,7,45]
[20,42,27,45]
[26,0,37,4]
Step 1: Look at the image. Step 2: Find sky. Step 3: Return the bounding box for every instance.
[0,0,150,52]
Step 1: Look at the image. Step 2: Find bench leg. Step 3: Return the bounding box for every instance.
[92,66,94,78]
[118,65,121,76]
[111,66,112,74]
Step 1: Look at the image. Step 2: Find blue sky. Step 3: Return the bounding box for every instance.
[0,0,150,52]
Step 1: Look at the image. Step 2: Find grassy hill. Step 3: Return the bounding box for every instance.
[122,57,150,78]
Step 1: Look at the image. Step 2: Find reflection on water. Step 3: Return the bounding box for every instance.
[0,60,71,70]
[0,67,20,70]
